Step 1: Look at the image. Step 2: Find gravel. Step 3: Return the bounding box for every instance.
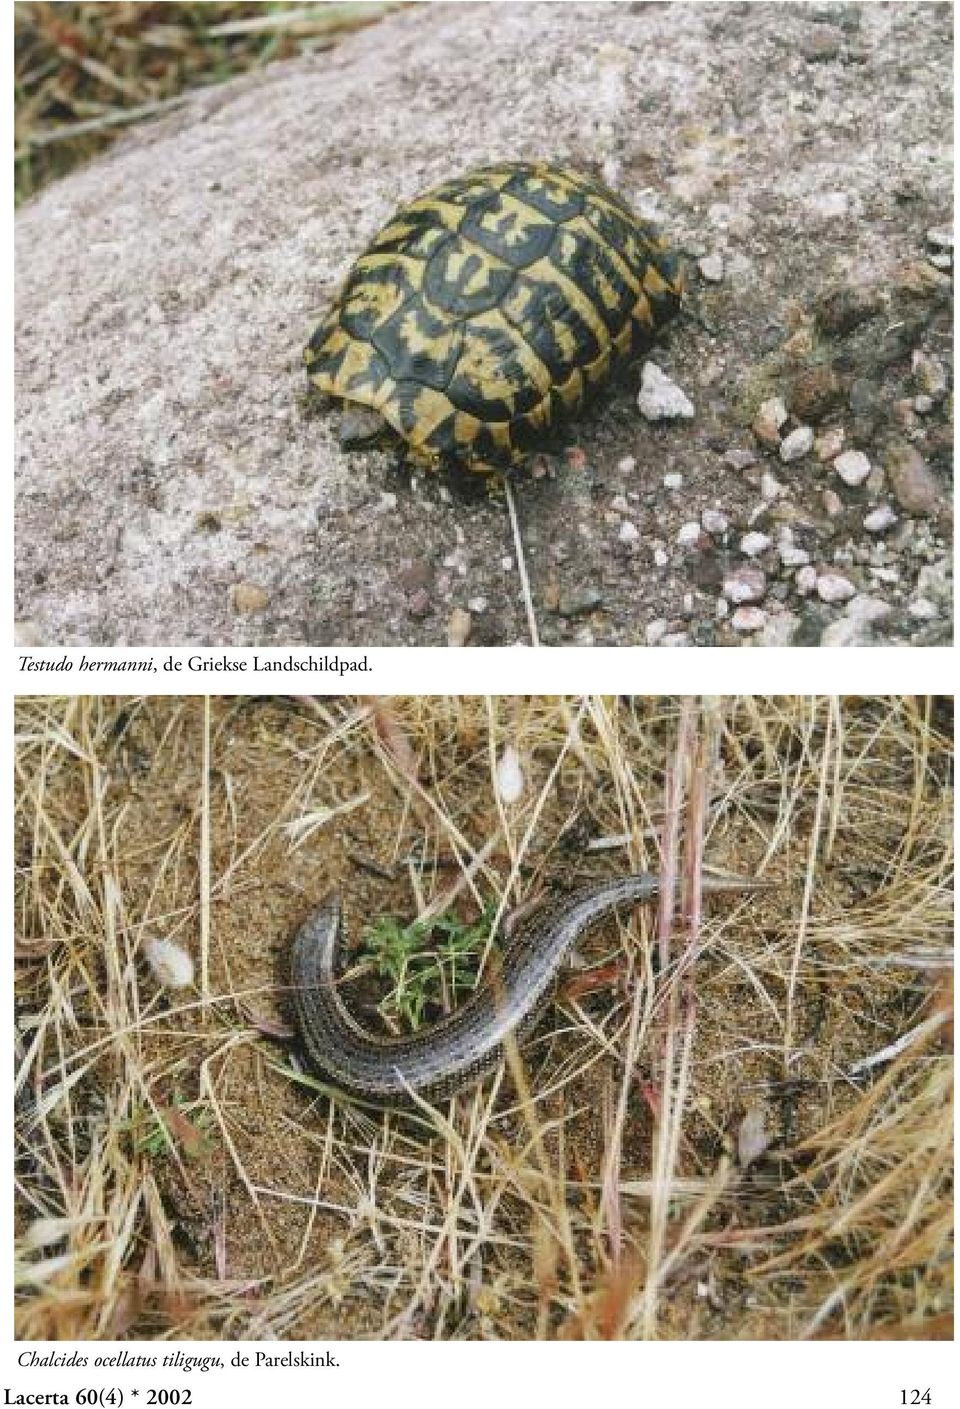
[885,441,945,517]
[724,566,767,604]
[779,426,816,462]
[637,361,695,421]
[740,531,772,557]
[816,572,858,604]
[863,505,898,534]
[834,450,872,486]
[731,605,767,633]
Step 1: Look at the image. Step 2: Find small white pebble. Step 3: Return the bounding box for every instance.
[760,472,784,500]
[618,520,640,543]
[610,494,630,513]
[663,471,683,490]
[843,596,893,629]
[795,565,818,596]
[723,567,766,604]
[653,547,669,568]
[677,521,702,547]
[780,426,814,462]
[467,595,488,613]
[144,936,194,990]
[698,253,724,283]
[913,394,934,414]
[908,598,938,621]
[701,508,729,535]
[780,544,811,568]
[863,505,898,534]
[715,596,729,619]
[617,455,637,474]
[834,450,871,486]
[637,361,695,421]
[740,531,771,557]
[500,556,514,572]
[816,572,857,604]
[659,632,691,647]
[495,746,524,804]
[731,606,767,633]
[645,618,669,645]
[822,488,843,517]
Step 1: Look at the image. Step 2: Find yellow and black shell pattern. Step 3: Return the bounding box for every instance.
[304,161,683,473]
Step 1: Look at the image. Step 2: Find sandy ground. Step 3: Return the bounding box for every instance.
[15,2,952,647]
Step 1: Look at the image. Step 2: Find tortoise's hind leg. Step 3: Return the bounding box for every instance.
[338,403,390,448]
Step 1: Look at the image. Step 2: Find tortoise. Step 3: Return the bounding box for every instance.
[304,160,683,477]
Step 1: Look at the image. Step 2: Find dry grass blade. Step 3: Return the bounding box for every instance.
[15,3,402,203]
[503,480,540,648]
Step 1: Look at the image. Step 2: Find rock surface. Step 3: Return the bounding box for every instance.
[15,1,953,646]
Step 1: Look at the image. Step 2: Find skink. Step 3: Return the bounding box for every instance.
[291,871,757,1102]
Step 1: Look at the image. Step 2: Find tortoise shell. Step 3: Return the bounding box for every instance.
[304,161,683,473]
